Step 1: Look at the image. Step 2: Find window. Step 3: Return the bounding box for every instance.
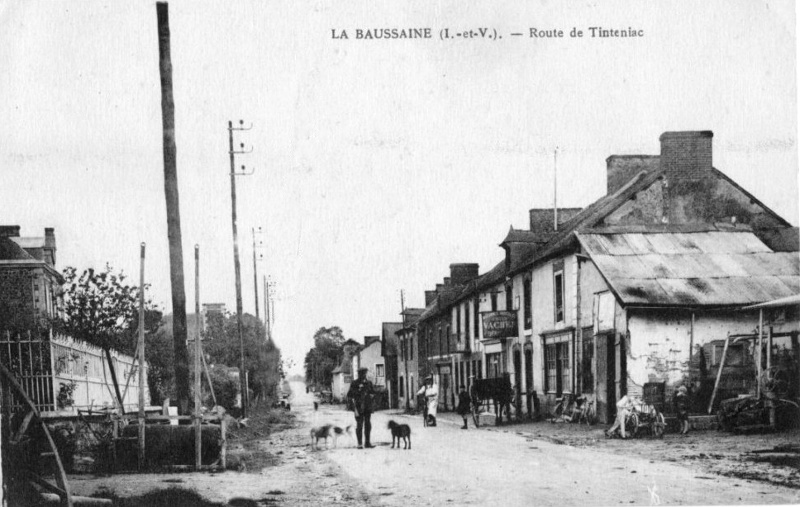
[376,364,385,378]
[474,298,480,339]
[505,284,513,311]
[456,305,461,337]
[490,292,498,311]
[545,344,558,392]
[523,276,532,330]
[399,376,405,397]
[410,335,414,359]
[554,270,565,323]
[486,353,501,378]
[464,303,470,341]
[544,338,571,394]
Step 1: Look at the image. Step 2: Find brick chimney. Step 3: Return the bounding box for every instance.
[442,277,451,287]
[449,263,479,286]
[606,155,660,195]
[424,290,437,306]
[0,226,20,238]
[660,131,715,223]
[660,131,713,183]
[43,227,56,266]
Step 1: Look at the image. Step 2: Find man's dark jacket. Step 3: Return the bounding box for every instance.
[347,377,374,416]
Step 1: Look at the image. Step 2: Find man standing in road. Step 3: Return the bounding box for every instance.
[347,367,375,449]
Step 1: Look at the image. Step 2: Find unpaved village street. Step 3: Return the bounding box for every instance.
[72,381,800,506]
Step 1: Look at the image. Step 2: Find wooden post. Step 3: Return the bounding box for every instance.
[767,326,773,371]
[219,417,227,470]
[201,350,217,406]
[194,245,202,470]
[138,243,146,471]
[156,0,190,415]
[707,334,730,414]
[757,310,763,399]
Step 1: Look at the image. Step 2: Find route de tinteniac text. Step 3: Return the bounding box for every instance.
[330,27,645,40]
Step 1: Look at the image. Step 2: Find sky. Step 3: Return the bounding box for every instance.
[1,0,797,374]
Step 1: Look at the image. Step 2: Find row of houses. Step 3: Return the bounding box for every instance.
[368,130,799,424]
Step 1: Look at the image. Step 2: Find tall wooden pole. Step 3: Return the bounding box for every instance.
[268,275,272,341]
[156,1,190,414]
[229,121,248,418]
[138,243,146,471]
[252,228,260,320]
[400,290,410,410]
[194,245,202,469]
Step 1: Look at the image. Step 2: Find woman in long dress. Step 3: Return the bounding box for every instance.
[417,376,439,426]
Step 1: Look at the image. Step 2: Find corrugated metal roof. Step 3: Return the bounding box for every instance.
[577,231,800,307]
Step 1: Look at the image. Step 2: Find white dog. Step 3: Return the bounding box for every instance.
[310,424,353,450]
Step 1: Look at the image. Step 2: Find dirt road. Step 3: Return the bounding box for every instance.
[71,382,800,506]
[305,385,800,506]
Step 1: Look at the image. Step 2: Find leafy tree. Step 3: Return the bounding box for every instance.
[202,311,282,407]
[58,265,160,412]
[304,326,346,387]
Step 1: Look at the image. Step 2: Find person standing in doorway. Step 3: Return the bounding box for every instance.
[417,376,439,427]
[347,367,375,448]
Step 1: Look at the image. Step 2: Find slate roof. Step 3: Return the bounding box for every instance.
[577,230,800,307]
[0,237,35,261]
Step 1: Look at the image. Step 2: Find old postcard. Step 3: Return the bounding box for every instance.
[0,1,798,505]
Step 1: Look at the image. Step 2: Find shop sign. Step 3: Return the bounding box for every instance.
[482,311,518,339]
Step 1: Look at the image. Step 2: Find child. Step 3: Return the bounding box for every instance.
[675,386,690,435]
[456,385,471,429]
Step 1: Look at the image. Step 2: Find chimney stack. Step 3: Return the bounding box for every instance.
[660,131,713,184]
[424,290,437,306]
[449,263,479,286]
[443,277,451,287]
[660,131,715,223]
[0,226,20,238]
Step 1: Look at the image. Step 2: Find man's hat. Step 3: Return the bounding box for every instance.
[358,367,369,373]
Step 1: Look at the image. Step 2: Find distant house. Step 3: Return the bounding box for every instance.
[0,225,61,331]
[331,338,360,402]
[381,322,403,409]
[397,308,425,409]
[354,336,384,387]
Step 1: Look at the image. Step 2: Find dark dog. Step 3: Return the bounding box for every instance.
[388,420,411,449]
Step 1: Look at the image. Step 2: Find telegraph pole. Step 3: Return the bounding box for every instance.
[228,120,253,417]
[400,289,410,410]
[252,227,264,320]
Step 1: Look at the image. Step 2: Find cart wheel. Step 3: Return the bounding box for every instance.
[652,412,666,438]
